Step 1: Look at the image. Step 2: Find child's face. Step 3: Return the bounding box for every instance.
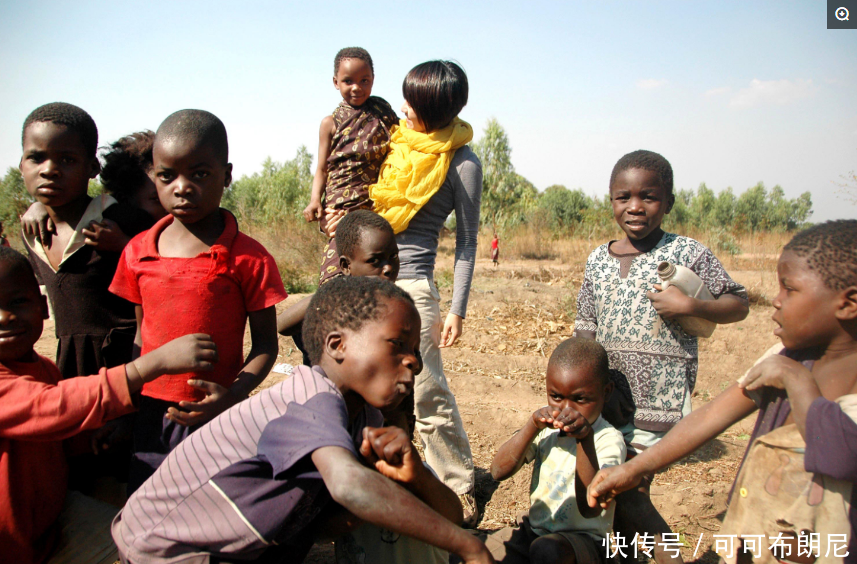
[20,122,99,209]
[338,297,421,410]
[341,227,399,282]
[333,58,374,107]
[545,362,610,425]
[0,264,49,363]
[152,138,232,225]
[610,168,673,242]
[400,100,426,133]
[772,250,842,351]
[131,176,168,222]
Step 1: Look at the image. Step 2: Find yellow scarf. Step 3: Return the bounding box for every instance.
[370,118,473,233]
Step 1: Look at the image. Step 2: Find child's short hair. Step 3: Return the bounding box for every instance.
[335,210,395,259]
[783,219,857,291]
[22,102,98,158]
[402,60,468,133]
[0,246,38,284]
[155,109,228,164]
[609,149,674,199]
[334,47,374,75]
[548,337,610,387]
[302,277,414,365]
[99,131,155,201]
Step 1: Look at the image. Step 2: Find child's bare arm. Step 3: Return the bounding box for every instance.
[132,305,143,359]
[303,116,335,223]
[126,334,219,393]
[739,355,819,437]
[491,407,554,480]
[361,426,463,524]
[587,383,757,509]
[167,306,278,426]
[20,201,53,244]
[276,295,312,336]
[574,431,601,518]
[312,446,494,564]
[648,285,749,324]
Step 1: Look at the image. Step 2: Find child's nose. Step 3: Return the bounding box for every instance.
[0,308,14,325]
[40,159,60,177]
[174,178,194,196]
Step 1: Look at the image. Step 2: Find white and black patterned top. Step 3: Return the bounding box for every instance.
[575,233,747,431]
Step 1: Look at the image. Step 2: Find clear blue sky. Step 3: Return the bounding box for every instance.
[2,1,855,221]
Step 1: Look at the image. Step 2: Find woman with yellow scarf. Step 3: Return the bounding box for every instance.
[325,61,483,537]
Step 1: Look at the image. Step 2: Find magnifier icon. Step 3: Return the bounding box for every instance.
[836,7,849,20]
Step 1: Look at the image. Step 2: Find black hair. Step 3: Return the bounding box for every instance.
[402,60,468,133]
[334,47,374,76]
[99,131,155,201]
[22,102,98,158]
[548,337,610,388]
[783,219,857,291]
[335,210,395,259]
[303,277,415,365]
[609,150,674,199]
[0,246,38,287]
[155,110,228,164]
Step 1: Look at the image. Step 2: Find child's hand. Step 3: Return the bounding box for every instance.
[302,200,324,223]
[359,426,424,485]
[81,219,131,252]
[91,414,134,455]
[738,355,812,391]
[586,463,644,510]
[166,380,239,427]
[151,334,219,375]
[646,284,693,319]
[20,202,53,245]
[532,406,592,438]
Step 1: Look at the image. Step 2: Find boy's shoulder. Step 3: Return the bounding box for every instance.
[230,229,277,261]
[656,232,711,260]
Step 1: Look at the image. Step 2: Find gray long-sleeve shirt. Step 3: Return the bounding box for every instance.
[396,146,483,318]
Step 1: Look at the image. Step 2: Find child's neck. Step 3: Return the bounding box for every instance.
[159,210,225,258]
[615,228,664,254]
[318,360,366,422]
[44,195,92,232]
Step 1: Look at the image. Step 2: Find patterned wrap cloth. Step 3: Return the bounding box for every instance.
[319,96,398,283]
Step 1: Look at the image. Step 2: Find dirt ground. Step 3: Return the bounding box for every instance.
[35,255,781,562]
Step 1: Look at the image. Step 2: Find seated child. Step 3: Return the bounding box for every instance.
[588,220,857,563]
[574,149,749,562]
[302,47,398,284]
[278,209,399,365]
[0,246,217,564]
[488,337,626,564]
[112,276,494,564]
[109,109,287,493]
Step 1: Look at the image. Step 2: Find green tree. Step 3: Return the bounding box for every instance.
[691,183,716,227]
[472,119,531,229]
[713,187,736,227]
[0,168,32,234]
[735,182,768,231]
[537,184,590,231]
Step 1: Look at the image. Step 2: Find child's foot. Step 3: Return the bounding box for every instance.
[459,490,479,528]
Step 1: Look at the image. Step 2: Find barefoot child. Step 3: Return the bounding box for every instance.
[302,47,398,283]
[574,150,749,562]
[488,338,625,564]
[109,109,287,492]
[278,209,399,365]
[0,246,217,564]
[588,220,857,563]
[491,233,499,267]
[112,277,494,564]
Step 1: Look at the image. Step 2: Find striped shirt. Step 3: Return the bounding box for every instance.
[112,366,382,563]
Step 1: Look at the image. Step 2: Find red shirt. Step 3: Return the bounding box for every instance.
[491,238,499,250]
[0,357,134,564]
[109,211,287,403]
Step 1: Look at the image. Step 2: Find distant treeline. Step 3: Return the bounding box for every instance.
[0,120,812,241]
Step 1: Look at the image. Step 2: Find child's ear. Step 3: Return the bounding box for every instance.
[324,330,346,362]
[224,163,233,188]
[339,255,352,276]
[835,286,857,322]
[665,193,675,215]
[88,157,101,179]
[40,295,49,320]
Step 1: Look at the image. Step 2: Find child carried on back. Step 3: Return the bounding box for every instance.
[302,47,398,283]
[489,338,626,564]
[588,220,857,563]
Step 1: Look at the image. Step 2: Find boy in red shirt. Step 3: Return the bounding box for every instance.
[0,246,218,564]
[110,109,287,493]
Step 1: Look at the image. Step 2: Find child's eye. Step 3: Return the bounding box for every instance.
[61,156,76,164]
[157,173,173,182]
[192,171,209,179]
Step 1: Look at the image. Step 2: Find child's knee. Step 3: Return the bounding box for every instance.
[529,534,577,564]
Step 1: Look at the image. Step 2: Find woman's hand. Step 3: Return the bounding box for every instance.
[440,313,463,348]
[303,199,323,223]
[321,207,346,238]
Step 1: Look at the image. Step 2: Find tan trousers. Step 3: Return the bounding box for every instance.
[396,278,475,495]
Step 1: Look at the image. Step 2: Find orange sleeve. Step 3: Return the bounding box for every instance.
[0,360,134,441]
